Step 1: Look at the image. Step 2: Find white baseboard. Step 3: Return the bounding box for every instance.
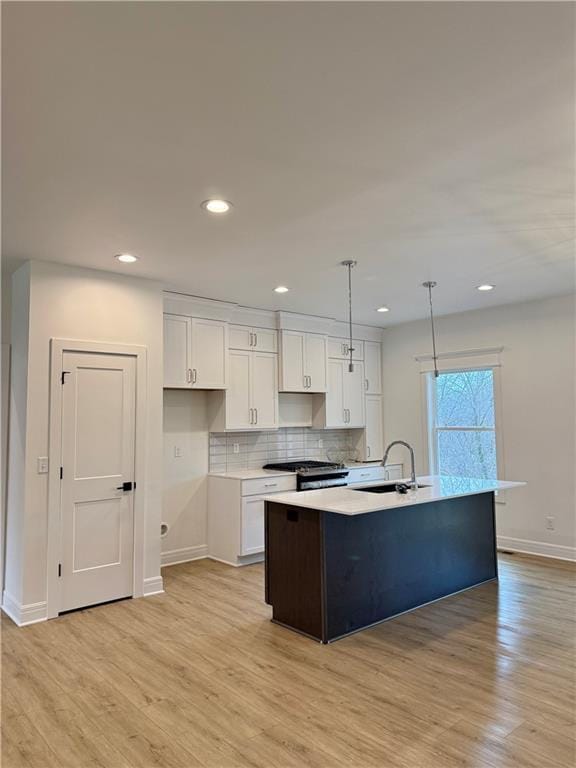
[142,575,164,596]
[161,544,208,568]
[498,536,576,562]
[208,553,265,568]
[2,591,48,626]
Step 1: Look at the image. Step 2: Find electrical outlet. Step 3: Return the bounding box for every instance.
[233,443,240,454]
[173,446,183,459]
[318,439,324,449]
[546,516,555,531]
[37,457,49,474]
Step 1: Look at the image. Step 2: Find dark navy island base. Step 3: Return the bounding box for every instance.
[264,492,497,643]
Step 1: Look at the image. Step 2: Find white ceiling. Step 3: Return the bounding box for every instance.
[2,2,574,326]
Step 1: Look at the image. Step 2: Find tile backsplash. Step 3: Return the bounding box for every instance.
[209,428,359,472]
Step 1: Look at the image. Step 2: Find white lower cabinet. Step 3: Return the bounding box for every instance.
[208,474,297,565]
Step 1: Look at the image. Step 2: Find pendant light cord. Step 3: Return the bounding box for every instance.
[423,281,439,378]
[341,260,357,372]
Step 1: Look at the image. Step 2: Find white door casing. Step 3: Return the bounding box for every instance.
[59,352,136,613]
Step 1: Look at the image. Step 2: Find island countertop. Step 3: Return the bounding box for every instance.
[263,474,525,516]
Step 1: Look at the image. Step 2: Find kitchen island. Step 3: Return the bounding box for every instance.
[264,475,524,643]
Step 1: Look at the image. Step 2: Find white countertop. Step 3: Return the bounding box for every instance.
[209,461,400,480]
[209,468,295,480]
[263,475,525,516]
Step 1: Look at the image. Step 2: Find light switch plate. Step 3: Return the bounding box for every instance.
[37,457,49,474]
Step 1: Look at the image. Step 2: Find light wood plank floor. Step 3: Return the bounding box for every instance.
[2,553,575,767]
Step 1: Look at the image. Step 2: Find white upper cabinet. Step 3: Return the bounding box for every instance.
[163,314,228,389]
[363,395,384,460]
[191,318,228,389]
[279,331,327,393]
[327,337,365,362]
[229,325,277,354]
[364,341,382,395]
[164,314,192,388]
[315,360,365,428]
[212,349,278,431]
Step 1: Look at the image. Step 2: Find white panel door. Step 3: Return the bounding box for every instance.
[364,395,384,460]
[326,360,346,427]
[364,341,382,395]
[163,314,191,388]
[280,331,305,392]
[191,318,228,389]
[344,362,366,427]
[60,352,136,613]
[227,350,252,429]
[305,333,327,392]
[241,497,265,555]
[251,352,278,429]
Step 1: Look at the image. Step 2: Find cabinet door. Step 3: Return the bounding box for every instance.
[325,360,346,427]
[364,341,382,395]
[327,338,364,361]
[252,352,278,429]
[364,395,383,460]
[191,318,228,389]
[280,331,306,392]
[229,325,253,351]
[344,362,365,427]
[163,314,192,388]
[226,350,252,429]
[305,333,327,392]
[253,328,277,353]
[241,497,265,555]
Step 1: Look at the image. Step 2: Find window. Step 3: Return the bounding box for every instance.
[427,368,497,479]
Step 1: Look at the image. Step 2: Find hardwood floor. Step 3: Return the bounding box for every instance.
[2,553,575,767]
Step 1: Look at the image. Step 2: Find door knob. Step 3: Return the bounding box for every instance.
[116,481,135,492]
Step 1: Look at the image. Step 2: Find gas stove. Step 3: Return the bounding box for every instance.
[262,460,349,491]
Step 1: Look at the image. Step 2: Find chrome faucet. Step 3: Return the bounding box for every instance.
[381,441,418,491]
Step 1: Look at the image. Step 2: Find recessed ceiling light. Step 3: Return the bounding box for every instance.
[201,199,232,214]
[376,306,390,313]
[274,285,289,293]
[115,253,138,263]
[477,284,495,291]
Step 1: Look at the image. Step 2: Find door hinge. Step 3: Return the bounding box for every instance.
[60,467,63,479]
[58,563,62,578]
[61,370,71,384]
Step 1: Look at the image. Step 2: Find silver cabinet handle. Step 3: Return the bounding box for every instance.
[367,446,371,458]
[192,368,197,384]
[308,375,312,389]
[264,482,278,488]
[254,333,258,348]
[249,332,253,347]
[365,379,369,391]
[254,408,258,424]
[186,368,192,383]
[360,472,370,477]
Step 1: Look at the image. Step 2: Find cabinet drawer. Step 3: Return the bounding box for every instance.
[347,466,386,484]
[241,475,297,497]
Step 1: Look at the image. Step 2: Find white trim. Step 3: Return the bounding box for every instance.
[47,338,150,618]
[143,576,164,596]
[161,545,208,567]
[2,591,48,626]
[208,553,264,568]
[415,347,504,362]
[498,537,576,562]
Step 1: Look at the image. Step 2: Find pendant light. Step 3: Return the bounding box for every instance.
[341,260,357,372]
[422,281,439,378]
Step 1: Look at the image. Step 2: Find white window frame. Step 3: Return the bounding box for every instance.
[417,348,506,499]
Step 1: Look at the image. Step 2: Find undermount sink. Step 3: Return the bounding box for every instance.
[352,484,431,494]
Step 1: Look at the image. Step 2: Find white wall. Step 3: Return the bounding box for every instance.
[162,390,209,565]
[382,293,576,560]
[4,260,164,620]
